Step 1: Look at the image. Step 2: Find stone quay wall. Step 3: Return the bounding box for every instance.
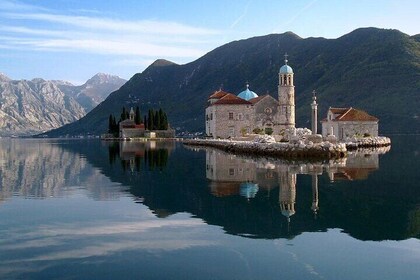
[183,138,347,160]
[345,136,391,150]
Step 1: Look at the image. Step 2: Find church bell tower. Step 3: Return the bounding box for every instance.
[278,53,295,129]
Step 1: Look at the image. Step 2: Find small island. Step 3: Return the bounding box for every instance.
[184,54,390,159]
[102,106,175,140]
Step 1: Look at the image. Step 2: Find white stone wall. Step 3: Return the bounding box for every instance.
[253,96,281,134]
[207,104,253,138]
[322,121,378,140]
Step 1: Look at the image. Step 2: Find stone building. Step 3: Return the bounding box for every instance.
[119,108,145,138]
[205,55,295,139]
[119,107,175,138]
[321,107,379,141]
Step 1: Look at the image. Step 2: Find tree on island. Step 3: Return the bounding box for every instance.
[108,106,169,135]
[135,106,142,124]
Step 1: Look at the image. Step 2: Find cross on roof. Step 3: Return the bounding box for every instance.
[284,53,289,65]
[312,90,317,101]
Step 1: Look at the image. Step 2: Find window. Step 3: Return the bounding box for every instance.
[265,107,272,114]
[228,112,234,120]
[229,127,235,137]
[245,114,250,120]
[229,168,235,176]
[210,113,213,120]
[238,113,243,121]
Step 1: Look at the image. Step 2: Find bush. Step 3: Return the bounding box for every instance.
[253,128,264,134]
[265,127,273,135]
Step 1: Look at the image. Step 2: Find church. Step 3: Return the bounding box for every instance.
[205,55,295,139]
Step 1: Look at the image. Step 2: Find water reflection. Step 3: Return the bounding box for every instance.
[204,147,386,224]
[1,138,418,242]
[0,139,122,202]
[108,140,174,172]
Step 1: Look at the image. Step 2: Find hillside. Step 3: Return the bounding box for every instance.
[45,28,420,137]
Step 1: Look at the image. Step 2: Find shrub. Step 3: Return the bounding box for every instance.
[265,127,273,135]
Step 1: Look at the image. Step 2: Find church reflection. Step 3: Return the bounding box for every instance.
[108,140,175,172]
[204,147,384,225]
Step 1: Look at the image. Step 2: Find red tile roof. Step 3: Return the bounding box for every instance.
[248,95,266,104]
[212,93,252,105]
[330,107,349,114]
[326,107,378,122]
[208,90,230,99]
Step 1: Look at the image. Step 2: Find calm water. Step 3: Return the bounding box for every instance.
[0,136,419,280]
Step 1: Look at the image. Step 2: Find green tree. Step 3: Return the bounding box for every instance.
[135,106,142,124]
[162,112,168,130]
[154,110,160,130]
[148,109,154,130]
[121,107,127,121]
[108,114,113,133]
[144,115,148,130]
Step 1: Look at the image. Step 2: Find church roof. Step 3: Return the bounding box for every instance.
[212,93,252,105]
[326,107,379,122]
[249,95,266,104]
[237,84,258,101]
[249,94,278,104]
[208,90,230,99]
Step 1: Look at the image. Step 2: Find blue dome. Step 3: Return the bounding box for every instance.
[237,84,258,101]
[279,64,293,74]
[240,182,259,199]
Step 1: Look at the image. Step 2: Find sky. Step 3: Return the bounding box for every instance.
[0,0,419,84]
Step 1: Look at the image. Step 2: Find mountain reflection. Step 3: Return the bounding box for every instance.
[0,139,123,202]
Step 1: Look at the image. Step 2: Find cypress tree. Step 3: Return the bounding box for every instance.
[144,115,148,130]
[148,109,154,130]
[154,110,160,130]
[158,108,164,129]
[135,106,141,124]
[121,107,127,121]
[108,114,113,133]
[163,112,168,130]
[113,116,118,134]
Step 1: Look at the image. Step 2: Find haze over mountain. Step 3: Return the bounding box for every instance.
[45,28,420,137]
[0,73,126,137]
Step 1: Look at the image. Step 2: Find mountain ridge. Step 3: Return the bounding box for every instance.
[0,73,127,136]
[44,27,420,136]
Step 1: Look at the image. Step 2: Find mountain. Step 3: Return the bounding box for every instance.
[45,28,420,137]
[0,78,86,137]
[57,73,126,112]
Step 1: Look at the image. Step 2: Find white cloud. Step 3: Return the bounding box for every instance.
[0,2,221,66]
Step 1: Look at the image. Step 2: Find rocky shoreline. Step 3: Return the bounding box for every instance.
[345,136,391,150]
[183,136,347,159]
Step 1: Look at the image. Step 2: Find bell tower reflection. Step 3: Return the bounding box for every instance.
[311,174,319,218]
[278,167,296,223]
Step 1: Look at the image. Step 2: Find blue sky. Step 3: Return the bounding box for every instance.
[0,0,419,84]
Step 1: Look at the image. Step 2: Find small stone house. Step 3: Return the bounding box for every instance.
[119,107,146,138]
[119,119,145,138]
[321,107,378,140]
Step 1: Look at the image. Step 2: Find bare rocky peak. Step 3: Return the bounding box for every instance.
[51,80,74,86]
[84,73,126,86]
[0,73,11,82]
